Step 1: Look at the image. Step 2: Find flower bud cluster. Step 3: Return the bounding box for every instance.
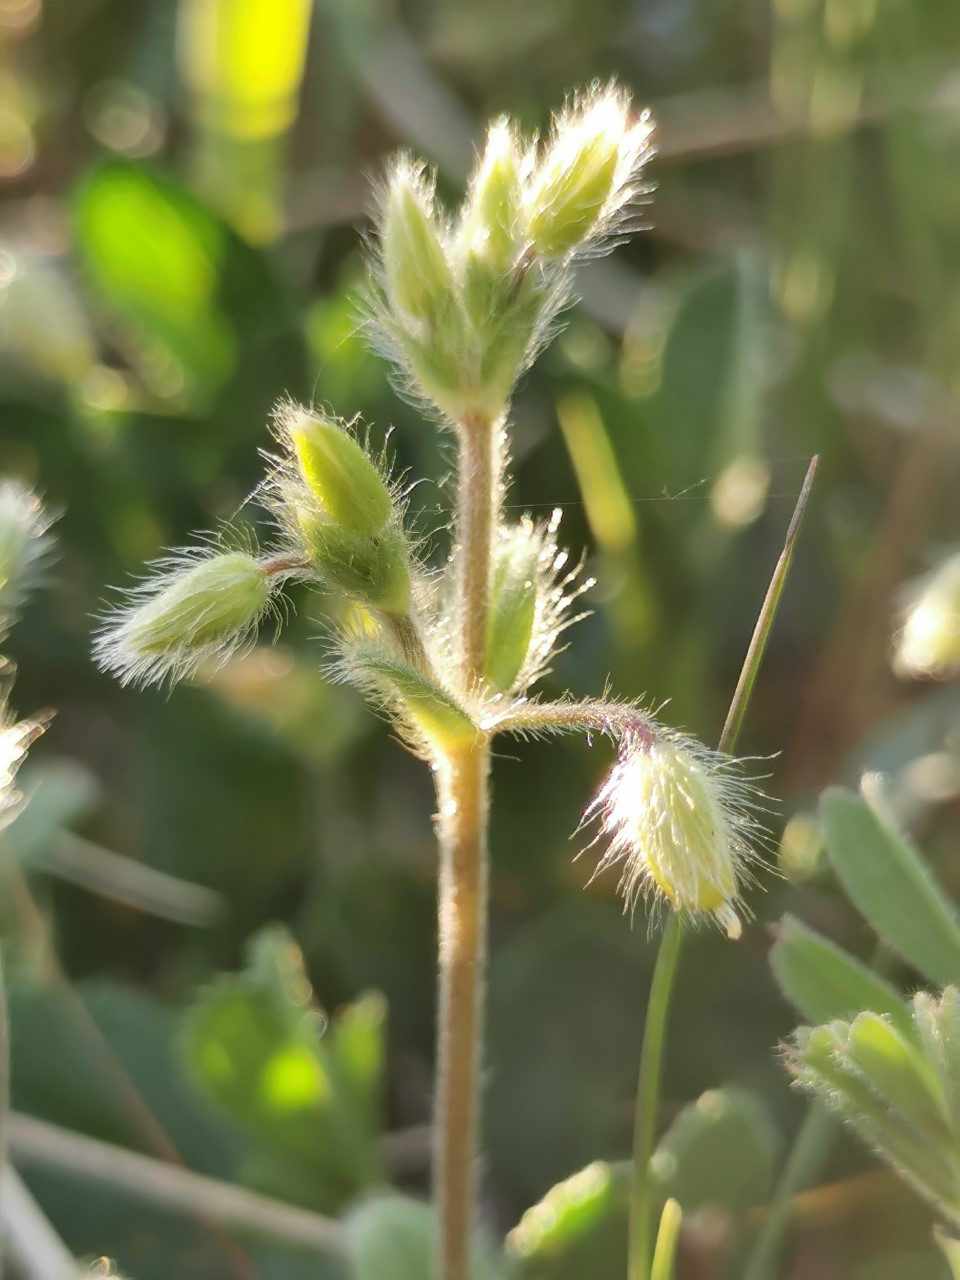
[894,549,960,681]
[95,397,425,690]
[373,84,654,419]
[788,988,960,1225]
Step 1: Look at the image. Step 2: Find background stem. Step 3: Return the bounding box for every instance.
[629,915,684,1280]
[433,410,499,1279]
[628,456,819,1280]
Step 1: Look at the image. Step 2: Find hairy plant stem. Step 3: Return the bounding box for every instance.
[433,409,499,1280]
[434,739,490,1280]
[454,410,498,679]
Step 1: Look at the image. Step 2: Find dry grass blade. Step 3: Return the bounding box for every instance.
[7,1112,347,1256]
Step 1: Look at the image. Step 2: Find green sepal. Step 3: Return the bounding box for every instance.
[129,552,270,654]
[770,913,914,1036]
[298,510,410,614]
[485,532,539,691]
[383,169,455,328]
[347,643,478,751]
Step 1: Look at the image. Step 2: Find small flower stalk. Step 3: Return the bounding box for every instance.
[893,549,960,680]
[787,989,960,1226]
[586,731,762,939]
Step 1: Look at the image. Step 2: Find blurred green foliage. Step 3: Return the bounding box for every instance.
[0,0,958,1276]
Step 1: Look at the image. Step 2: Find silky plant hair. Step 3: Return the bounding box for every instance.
[0,479,51,827]
[93,80,774,1280]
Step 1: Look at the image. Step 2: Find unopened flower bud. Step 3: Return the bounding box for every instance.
[95,549,274,687]
[382,161,455,328]
[587,732,762,938]
[485,529,539,692]
[524,85,653,259]
[281,406,394,538]
[295,505,411,615]
[459,120,525,278]
[894,550,960,680]
[484,513,590,695]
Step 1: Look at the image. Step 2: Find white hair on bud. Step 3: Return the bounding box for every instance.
[0,665,46,831]
[93,539,281,690]
[504,508,593,694]
[0,481,55,632]
[523,80,656,260]
[584,729,770,939]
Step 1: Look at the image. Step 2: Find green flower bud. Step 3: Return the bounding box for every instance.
[282,407,393,537]
[296,505,410,615]
[844,1012,949,1141]
[345,643,477,752]
[459,120,525,282]
[95,549,273,687]
[393,320,472,420]
[915,987,960,1130]
[382,161,454,329]
[588,731,764,938]
[485,530,539,692]
[524,86,653,259]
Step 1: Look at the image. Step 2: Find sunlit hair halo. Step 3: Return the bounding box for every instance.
[584,728,767,939]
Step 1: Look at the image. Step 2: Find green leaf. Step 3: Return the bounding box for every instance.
[770,914,914,1036]
[506,1163,627,1280]
[8,979,240,1179]
[820,786,960,986]
[649,1086,782,1217]
[327,991,386,1136]
[181,924,384,1210]
[345,1195,508,1280]
[73,161,291,401]
[74,162,235,391]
